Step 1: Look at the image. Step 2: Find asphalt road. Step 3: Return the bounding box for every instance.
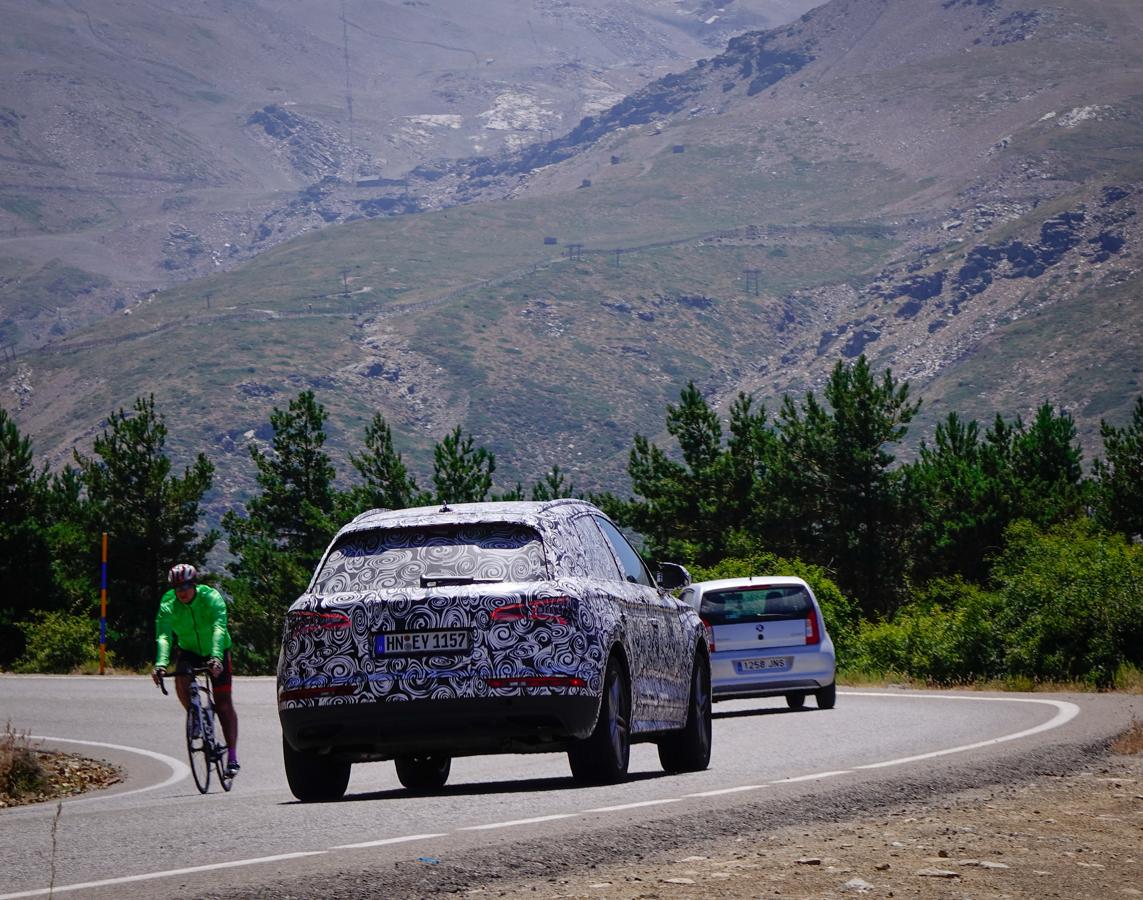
[1,675,1138,899]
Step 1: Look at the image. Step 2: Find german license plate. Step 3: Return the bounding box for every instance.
[736,656,790,673]
[375,629,470,656]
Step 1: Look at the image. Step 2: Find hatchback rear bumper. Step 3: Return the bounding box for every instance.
[281,693,600,759]
[709,646,835,701]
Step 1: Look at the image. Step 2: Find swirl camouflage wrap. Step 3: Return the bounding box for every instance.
[277,499,706,772]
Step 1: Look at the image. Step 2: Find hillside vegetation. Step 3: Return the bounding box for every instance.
[4,0,1142,516]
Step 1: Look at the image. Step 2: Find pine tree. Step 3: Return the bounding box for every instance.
[1092,395,1143,539]
[73,396,217,664]
[0,407,55,665]
[905,413,1002,583]
[531,464,575,501]
[431,426,495,504]
[616,382,774,565]
[345,412,426,514]
[223,390,338,670]
[770,357,919,617]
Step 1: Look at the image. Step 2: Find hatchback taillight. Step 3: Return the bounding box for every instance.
[285,610,351,638]
[805,611,821,646]
[491,596,577,626]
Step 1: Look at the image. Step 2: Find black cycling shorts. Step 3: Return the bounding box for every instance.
[173,648,233,696]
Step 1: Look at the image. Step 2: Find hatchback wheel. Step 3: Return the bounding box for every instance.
[282,736,351,802]
[815,681,837,709]
[785,692,807,710]
[395,755,452,791]
[568,655,630,784]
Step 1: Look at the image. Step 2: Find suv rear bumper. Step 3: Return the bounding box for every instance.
[281,694,600,759]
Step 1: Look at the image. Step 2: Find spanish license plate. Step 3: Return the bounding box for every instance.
[736,656,791,673]
[375,629,470,656]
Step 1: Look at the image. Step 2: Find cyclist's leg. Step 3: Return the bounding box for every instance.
[172,649,202,712]
[211,650,239,769]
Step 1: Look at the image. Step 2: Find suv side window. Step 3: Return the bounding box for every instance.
[570,515,624,581]
[594,516,655,587]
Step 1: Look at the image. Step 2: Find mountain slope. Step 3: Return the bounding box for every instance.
[0,0,818,350]
[6,0,1142,515]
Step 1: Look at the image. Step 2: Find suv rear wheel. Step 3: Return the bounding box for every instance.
[568,655,630,784]
[657,654,712,773]
[395,754,452,791]
[282,736,351,802]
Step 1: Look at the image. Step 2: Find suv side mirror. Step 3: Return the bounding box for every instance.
[657,562,691,590]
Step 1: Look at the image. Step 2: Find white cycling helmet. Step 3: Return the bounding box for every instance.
[168,563,198,586]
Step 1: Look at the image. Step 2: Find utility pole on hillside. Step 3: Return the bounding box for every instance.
[340,0,356,180]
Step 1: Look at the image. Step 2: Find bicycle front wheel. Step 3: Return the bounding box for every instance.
[186,702,211,794]
[214,738,234,792]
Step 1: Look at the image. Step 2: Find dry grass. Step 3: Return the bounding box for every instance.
[0,721,47,804]
[1110,718,1143,755]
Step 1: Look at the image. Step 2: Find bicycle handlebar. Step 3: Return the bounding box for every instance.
[155,665,215,696]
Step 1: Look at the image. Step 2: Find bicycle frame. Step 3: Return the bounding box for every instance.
[158,666,233,794]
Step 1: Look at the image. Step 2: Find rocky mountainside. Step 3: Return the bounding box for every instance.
[5,0,1142,516]
[0,0,816,350]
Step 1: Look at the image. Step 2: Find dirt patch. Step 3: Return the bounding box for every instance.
[0,750,122,809]
[466,738,1143,899]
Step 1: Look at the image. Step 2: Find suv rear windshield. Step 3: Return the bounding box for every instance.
[700,585,812,625]
[312,523,548,593]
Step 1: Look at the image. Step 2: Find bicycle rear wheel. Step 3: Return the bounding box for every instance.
[187,700,211,794]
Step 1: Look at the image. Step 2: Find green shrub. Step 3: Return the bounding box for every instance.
[14,611,101,673]
[847,578,1005,684]
[991,519,1143,687]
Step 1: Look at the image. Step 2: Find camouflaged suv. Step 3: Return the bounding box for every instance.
[278,499,711,801]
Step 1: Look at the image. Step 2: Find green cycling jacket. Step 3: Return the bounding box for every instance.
[154,584,232,666]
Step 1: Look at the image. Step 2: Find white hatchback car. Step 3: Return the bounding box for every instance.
[678,576,836,710]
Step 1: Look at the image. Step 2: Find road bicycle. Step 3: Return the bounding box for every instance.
[157,666,234,794]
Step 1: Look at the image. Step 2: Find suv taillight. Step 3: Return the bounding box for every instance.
[805,611,821,646]
[491,596,577,626]
[285,610,351,639]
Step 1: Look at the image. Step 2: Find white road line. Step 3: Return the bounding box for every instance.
[847,694,1081,769]
[686,784,767,797]
[28,735,189,802]
[334,832,449,849]
[0,852,327,900]
[585,797,683,813]
[461,813,579,830]
[776,770,852,783]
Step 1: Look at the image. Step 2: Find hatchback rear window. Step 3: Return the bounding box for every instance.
[699,585,812,625]
[312,523,548,593]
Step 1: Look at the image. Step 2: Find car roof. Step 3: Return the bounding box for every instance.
[337,498,595,537]
[688,575,810,593]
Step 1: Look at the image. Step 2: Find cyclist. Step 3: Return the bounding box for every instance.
[151,563,240,777]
